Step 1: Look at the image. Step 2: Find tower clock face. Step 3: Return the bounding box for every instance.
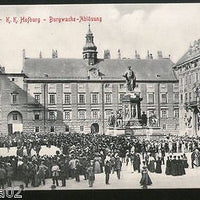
[90,69,98,78]
[92,70,98,77]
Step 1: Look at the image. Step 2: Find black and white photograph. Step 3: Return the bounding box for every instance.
[0,3,200,198]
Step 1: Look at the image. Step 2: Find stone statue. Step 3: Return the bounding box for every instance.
[123,66,136,92]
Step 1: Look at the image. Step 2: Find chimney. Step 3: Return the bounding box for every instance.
[157,51,163,59]
[22,49,26,59]
[135,50,140,59]
[104,50,111,59]
[52,49,58,58]
[149,53,153,59]
[39,51,42,59]
[146,50,150,59]
[118,49,121,59]
[0,66,5,74]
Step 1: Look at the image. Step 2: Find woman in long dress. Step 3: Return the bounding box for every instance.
[194,149,200,167]
[140,166,152,189]
[148,156,155,173]
[155,157,162,174]
[94,159,101,174]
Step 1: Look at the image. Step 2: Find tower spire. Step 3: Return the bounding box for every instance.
[83,25,98,65]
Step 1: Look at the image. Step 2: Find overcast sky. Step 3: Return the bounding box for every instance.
[0,4,200,72]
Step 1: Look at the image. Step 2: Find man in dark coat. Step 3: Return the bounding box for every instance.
[105,160,111,185]
[171,156,177,176]
[5,162,14,187]
[165,156,171,175]
[59,160,67,187]
[0,165,6,189]
[21,162,30,187]
[141,112,147,126]
[115,157,122,179]
[191,151,196,168]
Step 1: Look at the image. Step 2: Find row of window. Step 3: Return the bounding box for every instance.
[29,83,179,93]
[180,72,199,86]
[11,108,179,121]
[34,125,70,133]
[33,123,179,133]
[30,108,179,121]
[147,92,179,104]
[180,91,199,103]
[11,92,179,105]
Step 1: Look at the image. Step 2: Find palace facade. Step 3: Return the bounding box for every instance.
[173,40,200,136]
[0,25,179,135]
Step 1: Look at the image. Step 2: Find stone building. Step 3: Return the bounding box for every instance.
[0,25,179,135]
[173,39,200,136]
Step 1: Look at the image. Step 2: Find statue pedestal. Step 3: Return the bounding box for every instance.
[105,90,162,139]
[122,91,143,127]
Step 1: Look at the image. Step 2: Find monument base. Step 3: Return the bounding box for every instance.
[105,126,163,139]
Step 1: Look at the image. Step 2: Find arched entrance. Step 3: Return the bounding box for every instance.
[91,123,99,134]
[7,111,23,134]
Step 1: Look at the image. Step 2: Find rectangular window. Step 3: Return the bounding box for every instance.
[50,126,55,133]
[64,111,71,120]
[119,93,125,103]
[185,93,188,102]
[34,112,40,120]
[161,93,167,103]
[92,110,99,119]
[196,73,199,82]
[119,84,125,90]
[78,110,86,119]
[174,108,179,118]
[78,83,85,90]
[147,93,154,104]
[163,124,167,130]
[49,94,56,105]
[105,83,112,89]
[173,83,179,92]
[79,93,85,104]
[175,124,179,130]
[35,126,40,133]
[12,94,17,104]
[105,109,112,119]
[173,93,179,103]
[180,94,183,103]
[64,93,71,104]
[161,109,168,118]
[65,125,69,132]
[13,114,18,120]
[49,111,56,120]
[80,126,84,132]
[91,93,99,104]
[34,94,40,103]
[189,92,192,102]
[105,93,112,104]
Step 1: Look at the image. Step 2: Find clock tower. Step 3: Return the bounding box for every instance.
[83,24,98,65]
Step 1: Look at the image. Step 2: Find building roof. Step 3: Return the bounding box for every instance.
[175,50,200,67]
[175,40,200,67]
[23,57,176,81]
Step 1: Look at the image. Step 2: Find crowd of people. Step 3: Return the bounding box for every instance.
[0,132,198,189]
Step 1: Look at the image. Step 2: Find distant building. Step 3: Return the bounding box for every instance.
[0,25,178,135]
[173,39,200,136]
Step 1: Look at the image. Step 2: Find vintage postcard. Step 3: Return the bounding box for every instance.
[0,4,199,198]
